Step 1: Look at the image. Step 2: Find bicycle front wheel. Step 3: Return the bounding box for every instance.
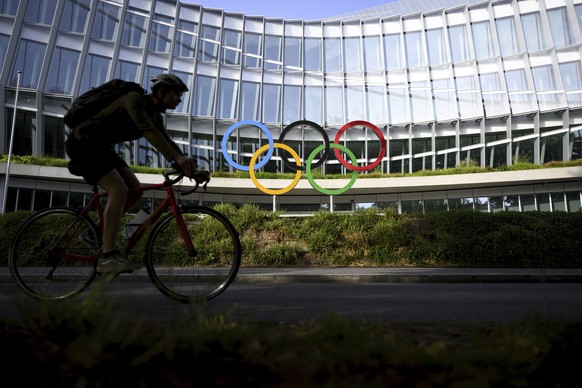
[145,206,241,303]
[9,207,99,301]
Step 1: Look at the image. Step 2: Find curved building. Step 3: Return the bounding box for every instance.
[2,0,582,213]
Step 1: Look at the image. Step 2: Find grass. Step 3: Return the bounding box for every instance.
[3,206,582,268]
[1,295,580,386]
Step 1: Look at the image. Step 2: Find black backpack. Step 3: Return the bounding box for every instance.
[63,79,146,128]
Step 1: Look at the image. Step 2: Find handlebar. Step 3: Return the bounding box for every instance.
[162,162,211,194]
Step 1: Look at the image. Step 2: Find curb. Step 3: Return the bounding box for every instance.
[2,268,582,284]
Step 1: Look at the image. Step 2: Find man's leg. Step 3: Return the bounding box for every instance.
[117,166,143,212]
[97,169,129,254]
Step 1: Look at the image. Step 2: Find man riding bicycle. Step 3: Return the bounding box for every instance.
[65,73,201,275]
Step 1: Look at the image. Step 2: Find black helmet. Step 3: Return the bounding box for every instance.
[150,73,189,92]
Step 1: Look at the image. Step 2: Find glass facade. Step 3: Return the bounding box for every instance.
[2,0,582,213]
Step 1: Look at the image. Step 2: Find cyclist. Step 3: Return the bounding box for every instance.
[65,73,199,274]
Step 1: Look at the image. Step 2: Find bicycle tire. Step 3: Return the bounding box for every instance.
[9,207,100,301]
[145,206,241,303]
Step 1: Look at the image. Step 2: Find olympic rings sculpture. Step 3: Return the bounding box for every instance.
[221,119,387,195]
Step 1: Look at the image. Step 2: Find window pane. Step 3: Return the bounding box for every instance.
[265,34,282,70]
[46,47,80,94]
[559,61,582,106]
[115,60,140,83]
[284,36,301,69]
[427,28,446,65]
[384,34,402,70]
[363,35,381,72]
[472,21,494,60]
[449,25,470,63]
[60,0,90,33]
[193,75,216,116]
[244,32,262,68]
[304,86,322,123]
[222,29,241,65]
[0,33,9,70]
[241,81,260,121]
[325,86,343,125]
[324,38,341,72]
[217,79,238,119]
[122,12,147,47]
[388,83,409,124]
[521,12,546,52]
[25,0,57,24]
[433,77,458,120]
[263,83,281,123]
[92,1,121,40]
[541,133,563,163]
[304,38,322,72]
[283,85,301,124]
[366,85,386,124]
[5,109,36,155]
[172,71,193,114]
[44,115,66,158]
[548,8,574,48]
[80,54,110,93]
[149,15,174,53]
[346,84,363,122]
[343,37,361,73]
[405,31,425,68]
[10,39,47,89]
[175,20,197,58]
[411,80,433,122]
[0,0,18,15]
[496,17,520,56]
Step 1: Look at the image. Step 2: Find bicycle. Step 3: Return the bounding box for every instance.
[8,167,241,303]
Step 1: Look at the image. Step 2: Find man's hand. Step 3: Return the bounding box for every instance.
[174,155,197,177]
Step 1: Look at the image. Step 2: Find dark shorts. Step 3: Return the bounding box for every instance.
[65,136,128,185]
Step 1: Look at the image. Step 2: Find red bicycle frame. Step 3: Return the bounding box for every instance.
[48,171,195,264]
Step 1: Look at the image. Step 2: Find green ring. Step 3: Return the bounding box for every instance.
[306,144,358,195]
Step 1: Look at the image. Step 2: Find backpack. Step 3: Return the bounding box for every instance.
[63,79,146,128]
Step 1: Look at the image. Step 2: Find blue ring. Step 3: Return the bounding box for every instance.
[221,120,274,171]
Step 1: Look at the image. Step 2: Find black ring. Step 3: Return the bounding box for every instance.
[278,120,330,171]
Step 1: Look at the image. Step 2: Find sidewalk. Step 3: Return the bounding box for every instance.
[2,267,582,283]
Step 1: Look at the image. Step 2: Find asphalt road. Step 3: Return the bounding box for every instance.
[2,280,582,324]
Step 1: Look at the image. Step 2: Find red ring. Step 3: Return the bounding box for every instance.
[333,120,386,172]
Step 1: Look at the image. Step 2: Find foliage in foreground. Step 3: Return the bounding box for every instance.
[2,206,582,268]
[1,296,580,386]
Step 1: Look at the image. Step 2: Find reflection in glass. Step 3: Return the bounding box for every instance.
[324,38,341,72]
[304,38,322,71]
[427,28,446,66]
[80,54,110,93]
[122,12,147,47]
[193,75,216,116]
[92,1,121,40]
[472,21,494,60]
[496,17,520,56]
[521,12,546,52]
[448,25,470,63]
[547,7,574,48]
[343,37,361,73]
[263,83,281,123]
[60,0,90,33]
[384,34,402,70]
[10,40,47,88]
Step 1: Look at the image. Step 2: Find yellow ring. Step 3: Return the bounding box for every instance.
[249,143,302,195]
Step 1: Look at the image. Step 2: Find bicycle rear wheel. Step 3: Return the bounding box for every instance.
[145,206,241,303]
[9,207,100,301]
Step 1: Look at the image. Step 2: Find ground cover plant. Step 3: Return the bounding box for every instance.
[2,206,582,268]
[1,296,580,387]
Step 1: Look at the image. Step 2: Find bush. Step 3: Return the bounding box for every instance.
[2,208,582,268]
